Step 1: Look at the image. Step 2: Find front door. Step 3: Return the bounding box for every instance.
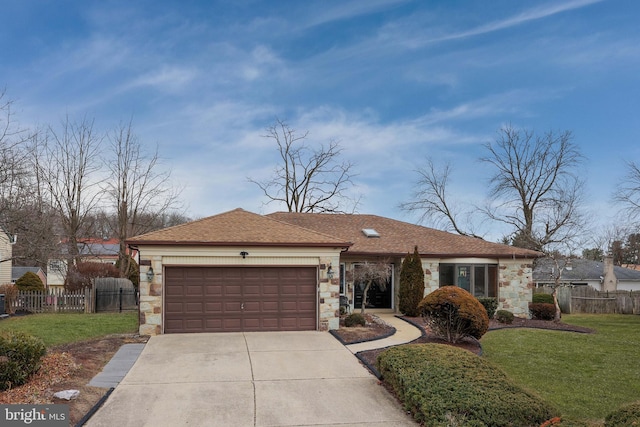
[353,266,393,310]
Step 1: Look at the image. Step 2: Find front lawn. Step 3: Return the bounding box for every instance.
[482,314,640,423]
[0,312,138,346]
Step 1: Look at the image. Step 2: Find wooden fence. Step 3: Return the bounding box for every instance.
[94,278,138,312]
[534,286,640,314]
[9,288,93,314]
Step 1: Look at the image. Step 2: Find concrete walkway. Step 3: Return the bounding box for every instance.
[85,332,417,427]
[345,314,424,353]
[89,343,146,388]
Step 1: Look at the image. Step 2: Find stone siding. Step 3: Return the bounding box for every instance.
[423,261,440,296]
[498,260,534,318]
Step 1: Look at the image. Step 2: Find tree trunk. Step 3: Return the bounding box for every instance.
[552,286,562,322]
[360,280,373,314]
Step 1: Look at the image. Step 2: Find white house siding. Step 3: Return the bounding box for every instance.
[137,245,343,335]
[0,233,12,285]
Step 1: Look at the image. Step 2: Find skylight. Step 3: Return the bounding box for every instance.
[362,228,380,238]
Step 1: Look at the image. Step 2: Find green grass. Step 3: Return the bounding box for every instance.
[482,314,640,423]
[0,312,138,347]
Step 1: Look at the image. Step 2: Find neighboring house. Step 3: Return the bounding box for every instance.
[0,227,16,285]
[533,258,640,291]
[12,266,47,287]
[47,238,121,290]
[128,208,541,336]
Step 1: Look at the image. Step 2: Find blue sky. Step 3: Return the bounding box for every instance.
[1,0,638,242]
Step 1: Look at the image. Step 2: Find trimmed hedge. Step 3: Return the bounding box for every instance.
[496,310,514,324]
[532,293,555,304]
[344,312,366,327]
[605,401,640,426]
[529,303,556,320]
[478,297,498,319]
[0,332,47,391]
[377,344,559,426]
[419,286,489,343]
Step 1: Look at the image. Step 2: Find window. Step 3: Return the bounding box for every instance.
[439,263,498,298]
[339,263,346,295]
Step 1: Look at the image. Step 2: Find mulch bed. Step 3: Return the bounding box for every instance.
[351,315,595,378]
[0,334,148,426]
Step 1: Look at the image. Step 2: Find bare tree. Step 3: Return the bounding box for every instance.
[400,158,483,238]
[614,161,640,223]
[36,116,103,264]
[104,119,182,277]
[481,126,585,252]
[352,260,392,314]
[249,118,357,213]
[0,92,59,268]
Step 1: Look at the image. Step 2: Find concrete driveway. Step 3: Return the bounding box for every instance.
[85,331,416,427]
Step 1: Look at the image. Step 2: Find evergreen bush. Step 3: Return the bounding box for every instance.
[477,297,498,319]
[116,255,140,290]
[418,286,489,343]
[377,344,559,426]
[532,293,555,304]
[399,246,425,317]
[15,272,45,292]
[496,310,514,324]
[605,401,640,426]
[0,332,47,391]
[344,312,366,327]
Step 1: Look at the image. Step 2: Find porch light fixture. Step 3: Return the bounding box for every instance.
[327,264,334,279]
[240,251,249,259]
[146,267,154,281]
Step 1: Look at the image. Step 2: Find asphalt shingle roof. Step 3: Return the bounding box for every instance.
[533,258,640,282]
[127,208,352,248]
[268,212,541,258]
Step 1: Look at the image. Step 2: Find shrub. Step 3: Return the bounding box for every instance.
[65,262,120,291]
[377,344,559,426]
[344,312,366,327]
[116,255,140,290]
[477,297,498,319]
[418,286,489,343]
[0,332,47,391]
[15,272,45,292]
[399,246,425,317]
[0,284,18,314]
[496,310,514,324]
[532,293,555,304]
[605,401,640,426]
[529,303,556,320]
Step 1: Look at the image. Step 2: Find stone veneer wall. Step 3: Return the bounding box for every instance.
[318,255,341,331]
[422,261,440,296]
[419,258,533,318]
[139,256,163,336]
[498,259,534,318]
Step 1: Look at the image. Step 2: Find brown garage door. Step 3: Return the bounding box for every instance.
[164,266,317,333]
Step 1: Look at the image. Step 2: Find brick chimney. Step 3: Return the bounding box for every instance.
[602,256,617,292]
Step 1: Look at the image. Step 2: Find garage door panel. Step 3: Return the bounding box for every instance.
[165,266,317,333]
[225,285,242,296]
[205,302,222,312]
[185,302,204,313]
[205,285,222,295]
